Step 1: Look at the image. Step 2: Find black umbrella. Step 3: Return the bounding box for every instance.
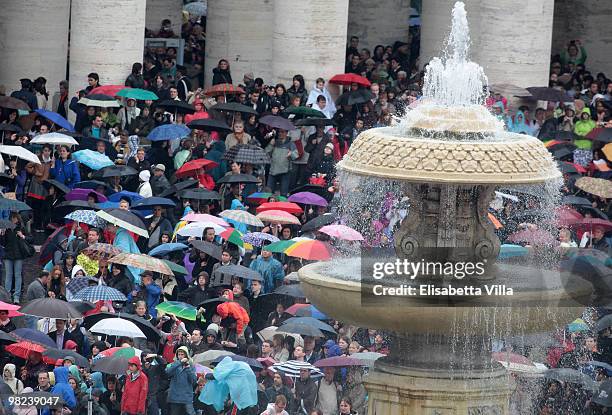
[190,240,223,260]
[92,355,131,375]
[282,317,336,334]
[68,301,96,314]
[43,179,71,194]
[274,284,305,298]
[222,144,270,165]
[543,368,598,390]
[596,314,612,333]
[526,87,570,102]
[301,213,337,232]
[198,297,230,321]
[336,89,375,106]
[55,200,98,217]
[19,298,82,319]
[74,180,113,192]
[592,129,612,144]
[82,312,161,341]
[259,115,297,131]
[0,96,31,111]
[562,195,592,206]
[290,184,327,197]
[277,321,325,337]
[158,178,199,198]
[156,99,195,114]
[211,102,258,115]
[99,208,147,235]
[212,264,263,285]
[179,188,221,200]
[43,348,90,368]
[93,165,138,178]
[212,354,263,370]
[594,379,612,407]
[132,197,176,210]
[542,131,579,141]
[552,147,574,160]
[558,162,582,175]
[578,206,609,220]
[217,174,259,184]
[187,119,232,132]
[0,123,23,133]
[294,118,337,127]
[548,142,577,153]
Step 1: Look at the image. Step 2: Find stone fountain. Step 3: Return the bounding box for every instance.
[298,3,591,414]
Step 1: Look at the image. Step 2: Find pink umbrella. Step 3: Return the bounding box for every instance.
[65,188,108,203]
[181,212,229,227]
[0,301,22,317]
[319,224,364,241]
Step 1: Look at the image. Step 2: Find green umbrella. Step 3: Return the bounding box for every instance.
[156,301,197,321]
[162,260,188,276]
[117,88,159,101]
[284,106,325,119]
[265,239,298,253]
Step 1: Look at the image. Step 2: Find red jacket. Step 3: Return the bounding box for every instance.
[121,357,148,415]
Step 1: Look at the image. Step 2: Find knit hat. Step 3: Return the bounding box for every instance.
[325,142,334,150]
[139,170,150,182]
[206,323,219,334]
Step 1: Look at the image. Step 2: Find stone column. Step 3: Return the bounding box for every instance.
[272,0,349,89]
[347,0,411,50]
[0,0,70,100]
[69,0,146,94]
[421,0,554,88]
[204,0,273,86]
[146,0,183,36]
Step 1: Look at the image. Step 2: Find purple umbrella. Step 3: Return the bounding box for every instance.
[288,192,328,207]
[65,188,108,203]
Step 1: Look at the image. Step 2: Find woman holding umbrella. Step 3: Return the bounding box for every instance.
[51,145,81,189]
[25,144,52,227]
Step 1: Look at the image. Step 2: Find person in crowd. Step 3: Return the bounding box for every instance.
[51,145,80,189]
[212,59,232,85]
[121,356,148,415]
[165,346,197,415]
[3,212,30,303]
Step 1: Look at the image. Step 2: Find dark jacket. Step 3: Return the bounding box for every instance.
[305,133,332,173]
[177,284,211,307]
[150,174,171,196]
[294,377,317,413]
[47,329,75,349]
[287,86,308,107]
[313,154,335,185]
[106,272,133,296]
[3,225,28,260]
[143,355,167,400]
[69,97,88,133]
[125,73,145,89]
[83,125,109,140]
[212,68,232,85]
[10,89,37,110]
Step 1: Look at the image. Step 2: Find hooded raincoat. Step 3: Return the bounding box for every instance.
[50,367,77,409]
[121,356,148,415]
[165,346,197,405]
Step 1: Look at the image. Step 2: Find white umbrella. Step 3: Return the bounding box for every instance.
[183,0,207,16]
[193,350,234,365]
[256,326,304,347]
[90,318,146,338]
[0,145,40,164]
[30,133,78,146]
[176,221,225,237]
[351,351,384,368]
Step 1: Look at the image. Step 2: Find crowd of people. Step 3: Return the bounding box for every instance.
[0,6,610,415]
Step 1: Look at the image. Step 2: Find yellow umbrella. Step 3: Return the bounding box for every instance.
[603,143,612,161]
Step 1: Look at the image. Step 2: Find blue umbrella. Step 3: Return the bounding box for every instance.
[132,197,176,210]
[294,304,328,320]
[147,124,191,142]
[72,286,127,302]
[35,109,75,132]
[149,243,189,257]
[108,191,143,204]
[65,210,107,227]
[96,201,120,209]
[498,244,529,260]
[12,328,56,348]
[72,150,114,170]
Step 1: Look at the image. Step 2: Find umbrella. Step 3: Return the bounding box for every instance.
[177,221,225,237]
[301,213,337,232]
[211,355,263,370]
[351,351,384,367]
[265,239,300,253]
[90,318,146,338]
[575,177,612,199]
[116,88,158,101]
[64,210,106,227]
[0,220,15,230]
[147,124,191,142]
[109,253,173,275]
[68,301,96,314]
[107,191,142,203]
[0,123,23,134]
[293,117,337,128]
[0,301,20,318]
[71,150,114,170]
[96,209,148,237]
[243,232,279,247]
[83,312,161,341]
[336,89,375,106]
[274,284,305,298]
[149,243,189,257]
[288,192,328,207]
[187,118,232,132]
[0,96,31,111]
[93,165,138,178]
[562,195,592,206]
[222,144,270,165]
[270,360,323,378]
[75,180,112,192]
[204,83,244,96]
[176,158,218,178]
[156,301,197,321]
[603,143,612,161]
[319,224,363,241]
[293,305,329,320]
[163,260,188,276]
[590,129,612,144]
[0,197,31,211]
[329,73,371,87]
[178,187,221,200]
[182,213,229,226]
[99,346,143,359]
[256,209,301,225]
[285,240,332,260]
[184,1,207,16]
[156,99,195,114]
[212,264,263,283]
[19,298,82,319]
[217,174,259,184]
[132,197,176,210]
[89,86,126,96]
[211,102,258,115]
[193,350,235,365]
[43,179,70,195]
[91,355,132,375]
[573,218,612,233]
[259,115,297,131]
[190,240,223,260]
[219,227,244,247]
[594,379,612,407]
[597,314,612,333]
[256,326,304,347]
[507,229,556,246]
[66,188,108,203]
[558,161,586,175]
[283,106,326,119]
[79,94,121,108]
[12,328,57,348]
[82,243,123,260]
[489,83,532,97]
[282,317,335,333]
[66,276,98,294]
[6,341,49,361]
[543,368,598,390]
[256,202,303,215]
[43,349,90,368]
[315,356,365,368]
[555,206,583,226]
[247,192,287,205]
[72,285,127,302]
[525,87,571,102]
[194,364,213,376]
[220,210,264,227]
[491,352,539,373]
[30,132,78,146]
[0,331,17,344]
[568,318,589,333]
[0,145,40,164]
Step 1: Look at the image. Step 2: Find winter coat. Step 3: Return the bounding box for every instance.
[165,346,197,404]
[143,355,167,400]
[51,158,81,189]
[121,357,148,415]
[25,160,51,200]
[125,74,145,89]
[212,67,232,85]
[266,138,298,176]
[177,283,211,306]
[313,154,335,185]
[305,133,333,173]
[150,174,170,196]
[3,225,28,260]
[287,86,308,107]
[294,377,317,413]
[51,367,77,409]
[106,271,133,296]
[225,132,254,150]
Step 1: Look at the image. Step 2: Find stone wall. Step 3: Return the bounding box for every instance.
[347,0,412,50]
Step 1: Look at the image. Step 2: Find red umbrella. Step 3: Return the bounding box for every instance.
[175,159,219,179]
[315,356,366,368]
[204,83,245,97]
[586,128,605,140]
[286,303,309,315]
[507,229,556,246]
[6,341,55,364]
[491,352,535,366]
[89,85,129,97]
[555,206,583,227]
[329,73,371,87]
[256,202,303,215]
[573,218,612,233]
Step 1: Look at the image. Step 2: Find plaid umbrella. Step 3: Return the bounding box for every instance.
[243,232,279,247]
[219,210,264,227]
[72,285,127,302]
[270,360,323,378]
[82,243,123,260]
[65,210,107,227]
[109,253,174,275]
[256,210,301,225]
[156,301,197,321]
[575,177,612,199]
[222,144,270,165]
[96,209,148,237]
[204,83,244,96]
[66,276,99,294]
